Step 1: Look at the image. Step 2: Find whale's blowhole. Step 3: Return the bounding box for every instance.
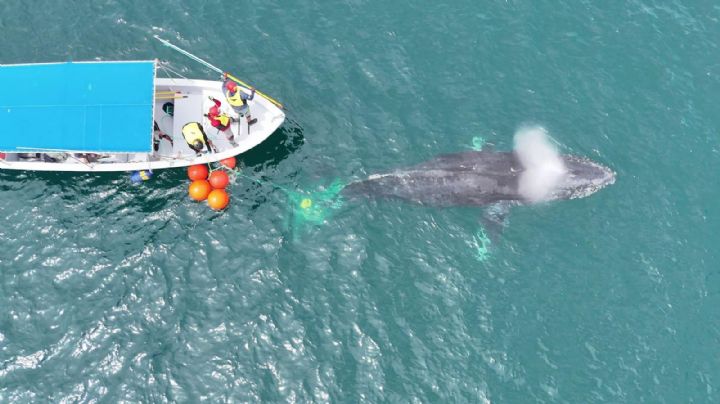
[514,126,568,203]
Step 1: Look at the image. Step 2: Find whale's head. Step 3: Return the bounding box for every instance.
[548,155,616,200]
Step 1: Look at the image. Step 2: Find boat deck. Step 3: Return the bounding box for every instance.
[0,78,285,172]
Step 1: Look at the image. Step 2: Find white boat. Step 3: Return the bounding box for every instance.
[0,58,285,172]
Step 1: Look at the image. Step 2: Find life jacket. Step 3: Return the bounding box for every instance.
[224,85,246,107]
[181,122,207,149]
[215,114,230,127]
[208,105,231,127]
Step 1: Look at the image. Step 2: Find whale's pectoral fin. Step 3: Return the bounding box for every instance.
[481,201,513,239]
[471,136,495,152]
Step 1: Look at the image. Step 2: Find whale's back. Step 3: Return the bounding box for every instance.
[343,151,523,207]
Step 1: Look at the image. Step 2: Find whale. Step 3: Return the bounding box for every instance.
[342,150,616,208]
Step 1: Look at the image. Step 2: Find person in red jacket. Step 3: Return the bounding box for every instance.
[205,97,234,131]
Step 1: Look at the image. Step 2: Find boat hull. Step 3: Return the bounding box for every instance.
[0,78,285,172]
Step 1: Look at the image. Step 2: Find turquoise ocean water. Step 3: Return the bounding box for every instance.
[1,1,719,402]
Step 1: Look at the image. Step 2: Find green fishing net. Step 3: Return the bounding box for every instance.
[287,179,346,228]
[474,227,492,262]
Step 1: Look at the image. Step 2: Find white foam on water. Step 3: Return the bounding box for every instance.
[514,126,567,202]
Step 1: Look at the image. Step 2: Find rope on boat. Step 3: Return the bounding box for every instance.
[223,72,284,110]
[158,60,188,80]
[153,36,284,110]
[154,35,224,74]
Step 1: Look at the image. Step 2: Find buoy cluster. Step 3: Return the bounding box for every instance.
[187,157,237,210]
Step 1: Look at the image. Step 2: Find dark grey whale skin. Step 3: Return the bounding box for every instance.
[342,151,615,207]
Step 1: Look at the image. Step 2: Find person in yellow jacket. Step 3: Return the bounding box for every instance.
[223,77,258,126]
[181,122,216,155]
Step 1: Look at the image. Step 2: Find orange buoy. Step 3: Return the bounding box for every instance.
[208,170,230,189]
[188,180,212,201]
[188,164,209,181]
[207,189,230,210]
[219,157,236,169]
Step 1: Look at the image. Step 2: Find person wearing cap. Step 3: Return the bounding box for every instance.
[223,77,258,126]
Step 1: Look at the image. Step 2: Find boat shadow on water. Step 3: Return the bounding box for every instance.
[231,120,308,211]
[236,118,304,171]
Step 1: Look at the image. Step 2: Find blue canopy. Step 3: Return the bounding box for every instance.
[0,61,155,153]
